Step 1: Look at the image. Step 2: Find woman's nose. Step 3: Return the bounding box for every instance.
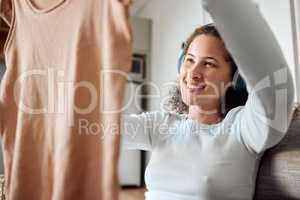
[187,71,202,83]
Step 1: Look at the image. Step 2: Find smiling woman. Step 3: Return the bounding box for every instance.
[180,34,234,118]
[166,24,248,119]
[121,0,295,199]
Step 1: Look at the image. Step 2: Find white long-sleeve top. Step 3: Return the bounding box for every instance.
[121,0,295,199]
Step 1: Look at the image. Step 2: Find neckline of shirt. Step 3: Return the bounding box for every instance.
[182,115,224,129]
[180,106,243,129]
[25,0,70,14]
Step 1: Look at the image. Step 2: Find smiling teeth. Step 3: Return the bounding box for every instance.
[187,83,206,89]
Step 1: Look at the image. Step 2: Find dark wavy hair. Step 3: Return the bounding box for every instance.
[165,24,248,117]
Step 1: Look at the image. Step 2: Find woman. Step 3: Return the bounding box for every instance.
[121,0,295,199]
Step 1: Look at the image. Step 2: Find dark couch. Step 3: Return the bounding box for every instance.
[255,106,300,200]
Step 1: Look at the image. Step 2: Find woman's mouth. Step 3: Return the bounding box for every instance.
[186,82,206,92]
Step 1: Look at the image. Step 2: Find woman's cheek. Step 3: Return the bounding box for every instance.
[180,85,189,105]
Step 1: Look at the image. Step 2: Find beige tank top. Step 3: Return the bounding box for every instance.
[0,0,132,199]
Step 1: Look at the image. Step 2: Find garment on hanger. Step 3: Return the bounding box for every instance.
[0,0,132,199]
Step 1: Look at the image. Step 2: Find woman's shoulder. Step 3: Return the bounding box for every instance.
[221,106,246,129]
[225,106,245,120]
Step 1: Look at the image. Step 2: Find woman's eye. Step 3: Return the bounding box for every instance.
[185,58,194,63]
[204,62,215,67]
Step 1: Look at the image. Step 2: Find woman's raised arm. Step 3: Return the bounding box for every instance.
[202,0,295,154]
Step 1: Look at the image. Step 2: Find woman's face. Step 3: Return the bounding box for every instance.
[179,35,232,109]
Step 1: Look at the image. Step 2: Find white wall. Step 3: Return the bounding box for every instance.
[256,0,298,101]
[292,0,300,102]
[135,0,206,111]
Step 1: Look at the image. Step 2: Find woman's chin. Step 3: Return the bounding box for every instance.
[182,95,215,107]
[183,98,204,107]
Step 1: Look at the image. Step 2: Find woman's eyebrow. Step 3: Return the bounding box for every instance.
[187,53,196,57]
[187,54,219,64]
